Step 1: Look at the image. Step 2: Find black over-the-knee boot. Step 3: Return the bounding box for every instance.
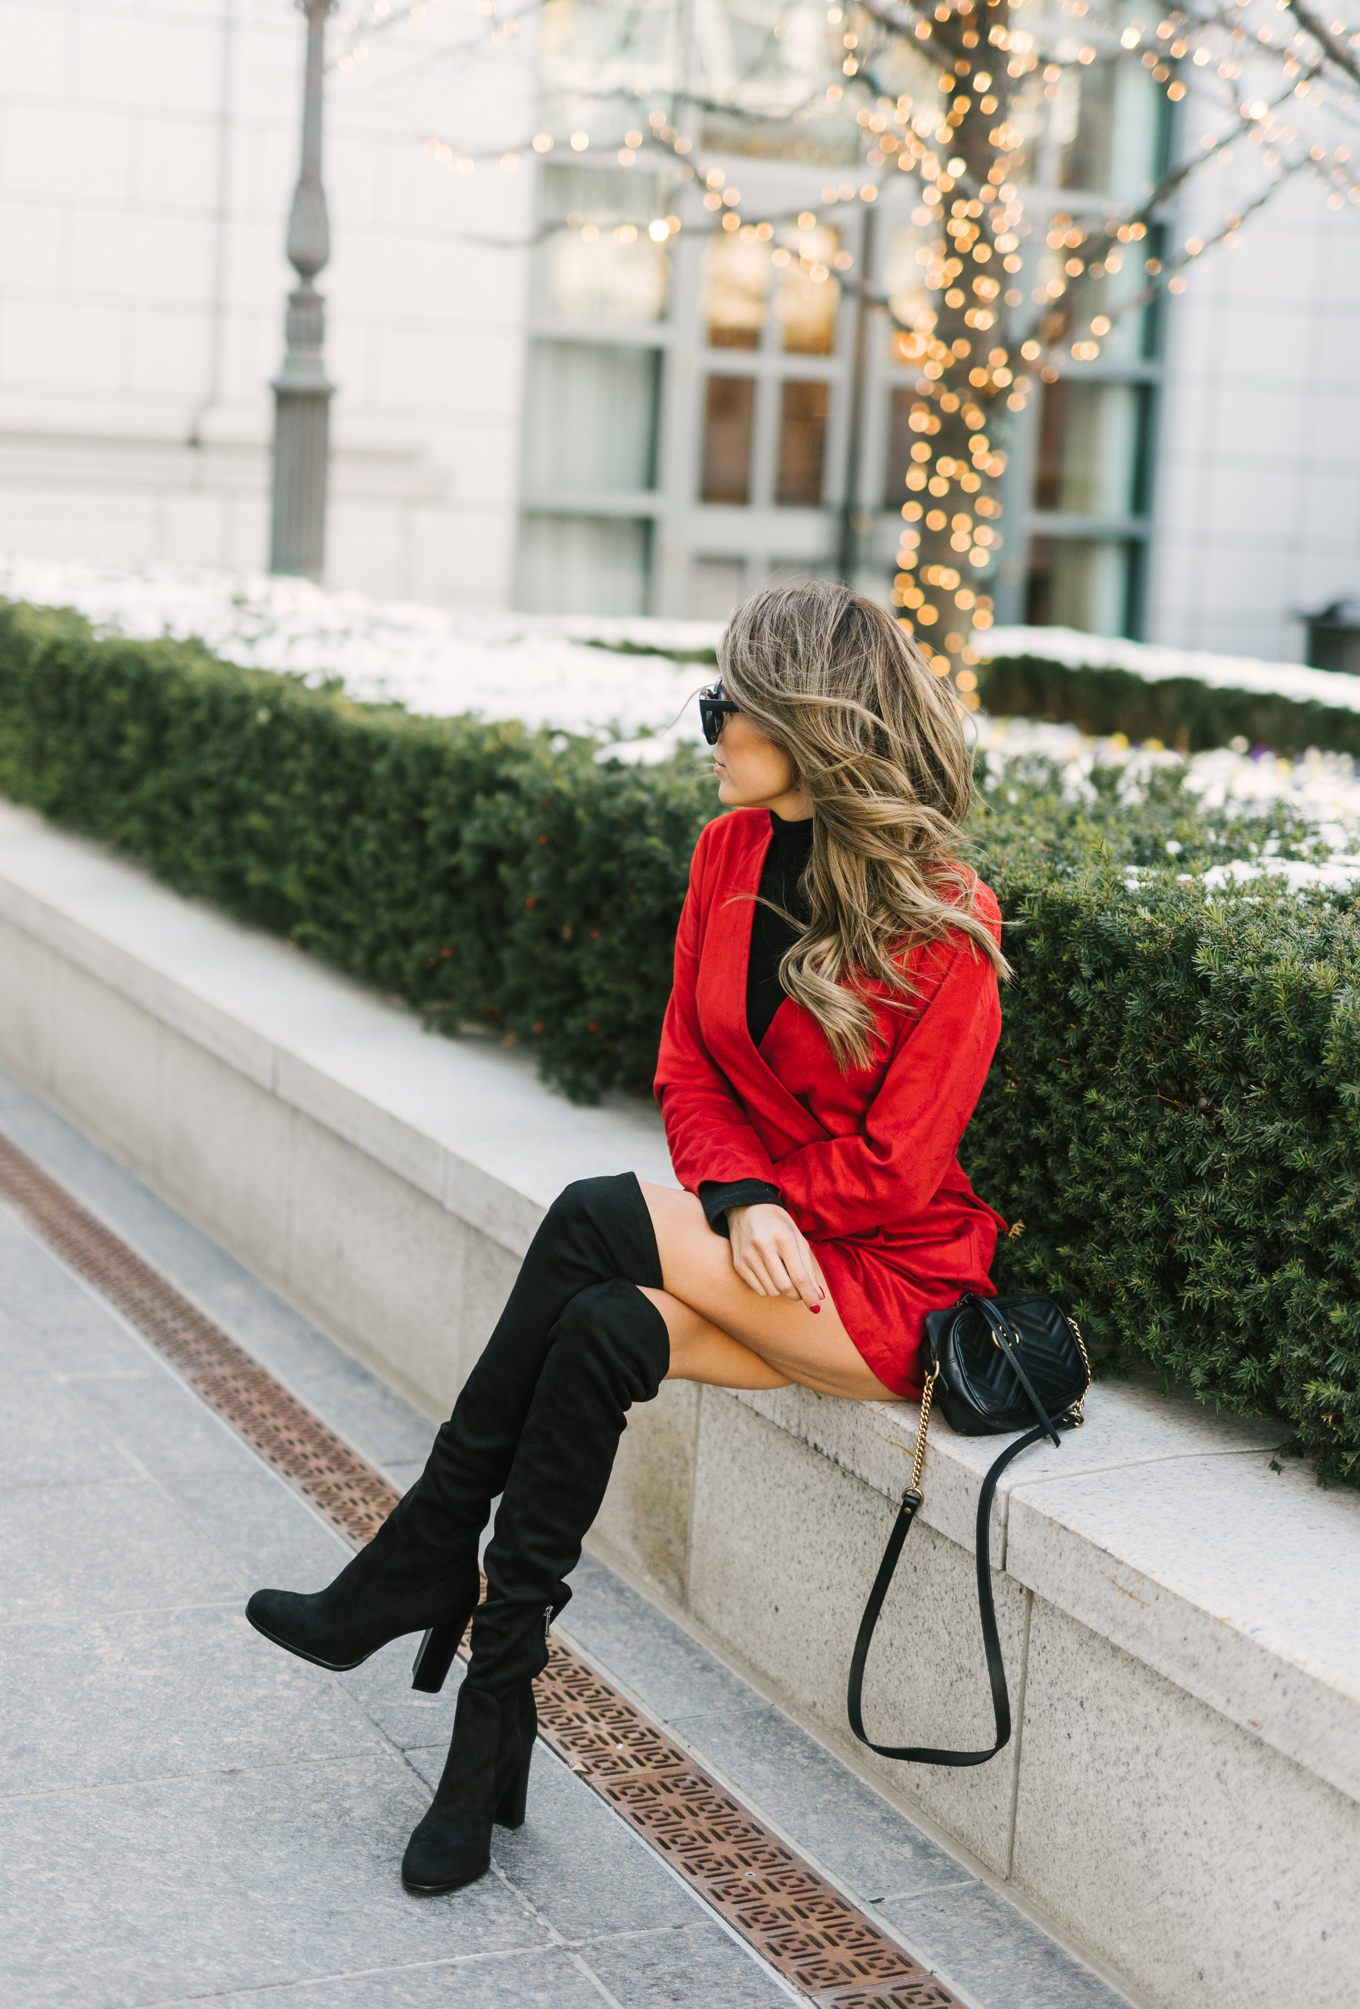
[245,1176,662,1689]
[401,1276,670,1894]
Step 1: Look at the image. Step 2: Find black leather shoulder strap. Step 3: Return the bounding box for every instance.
[847,1423,1052,1765]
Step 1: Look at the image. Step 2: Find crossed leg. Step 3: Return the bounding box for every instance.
[637,1182,898,1401]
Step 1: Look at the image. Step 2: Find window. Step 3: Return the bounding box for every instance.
[703,233,770,348]
[776,382,829,506]
[518,0,1168,624]
[1009,59,1161,199]
[1054,63,1118,192]
[777,228,840,355]
[695,218,846,546]
[702,377,756,503]
[884,387,920,507]
[1004,45,1169,637]
[1025,537,1137,637]
[515,161,669,613]
[1033,380,1146,519]
[536,166,670,325]
[696,10,861,164]
[521,343,661,496]
[520,2,867,614]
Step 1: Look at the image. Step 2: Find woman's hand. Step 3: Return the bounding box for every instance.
[726,1203,827,1312]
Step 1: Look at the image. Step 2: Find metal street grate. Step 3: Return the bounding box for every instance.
[0,1127,962,2009]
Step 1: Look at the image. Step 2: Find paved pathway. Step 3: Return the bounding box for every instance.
[0,1065,1133,2009]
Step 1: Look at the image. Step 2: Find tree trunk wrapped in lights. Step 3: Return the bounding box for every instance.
[880,0,1020,706]
[340,0,1360,632]
[637,0,1358,632]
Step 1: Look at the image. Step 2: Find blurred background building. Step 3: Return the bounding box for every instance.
[0,0,1356,659]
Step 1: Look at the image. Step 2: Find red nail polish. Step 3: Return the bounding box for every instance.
[810,1303,820,1313]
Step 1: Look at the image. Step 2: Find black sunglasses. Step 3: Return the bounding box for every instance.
[698,682,741,745]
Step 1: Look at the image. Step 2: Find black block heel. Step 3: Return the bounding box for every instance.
[412,1621,461,1694]
[494,1749,531,1830]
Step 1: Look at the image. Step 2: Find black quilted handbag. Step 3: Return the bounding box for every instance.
[848,1292,1090,1767]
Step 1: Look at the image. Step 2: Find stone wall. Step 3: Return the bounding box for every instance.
[0,0,533,609]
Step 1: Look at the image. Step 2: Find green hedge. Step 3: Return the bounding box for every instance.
[975,649,1360,758]
[592,633,1360,761]
[0,599,717,1102]
[975,868,1360,1487]
[1,598,1356,1484]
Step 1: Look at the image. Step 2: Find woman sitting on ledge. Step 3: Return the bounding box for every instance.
[246,581,1010,1896]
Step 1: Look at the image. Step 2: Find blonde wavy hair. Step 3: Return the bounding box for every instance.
[718,581,1009,1069]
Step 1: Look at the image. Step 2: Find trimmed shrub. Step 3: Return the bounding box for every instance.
[0,599,717,1101]
[1,598,1357,1483]
[456,744,717,1099]
[591,633,1360,761]
[975,648,1360,758]
[973,866,1360,1488]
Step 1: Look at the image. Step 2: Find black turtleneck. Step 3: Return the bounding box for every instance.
[698,810,812,1236]
[746,809,814,1048]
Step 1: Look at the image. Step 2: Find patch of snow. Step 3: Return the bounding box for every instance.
[594,728,701,767]
[0,553,718,746]
[8,558,1360,834]
[1196,856,1360,894]
[974,716,1360,837]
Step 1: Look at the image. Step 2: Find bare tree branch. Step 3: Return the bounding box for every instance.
[1053,160,1308,354]
[1283,0,1360,90]
[857,0,956,75]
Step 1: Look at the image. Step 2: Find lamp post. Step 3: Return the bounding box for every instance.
[269,0,335,579]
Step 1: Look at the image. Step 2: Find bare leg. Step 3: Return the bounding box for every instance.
[638,1183,900,1401]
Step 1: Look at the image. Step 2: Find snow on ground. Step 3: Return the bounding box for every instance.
[6,554,1360,849]
[0,554,721,747]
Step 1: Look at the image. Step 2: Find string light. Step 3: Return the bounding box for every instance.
[398,0,1360,669]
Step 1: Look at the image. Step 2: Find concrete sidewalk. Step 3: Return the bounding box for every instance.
[0,1066,1133,2009]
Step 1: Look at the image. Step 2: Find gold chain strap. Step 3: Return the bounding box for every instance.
[906,1367,937,1499]
[1068,1316,1091,1423]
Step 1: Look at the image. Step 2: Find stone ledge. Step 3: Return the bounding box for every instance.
[0,799,675,1261]
[2,795,1355,1798]
[1,796,1357,2008]
[733,1381,1360,1804]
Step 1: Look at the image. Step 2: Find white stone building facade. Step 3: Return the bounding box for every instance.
[0,0,535,610]
[0,0,1356,663]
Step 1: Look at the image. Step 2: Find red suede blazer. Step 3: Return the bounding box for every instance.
[653,808,1006,1397]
